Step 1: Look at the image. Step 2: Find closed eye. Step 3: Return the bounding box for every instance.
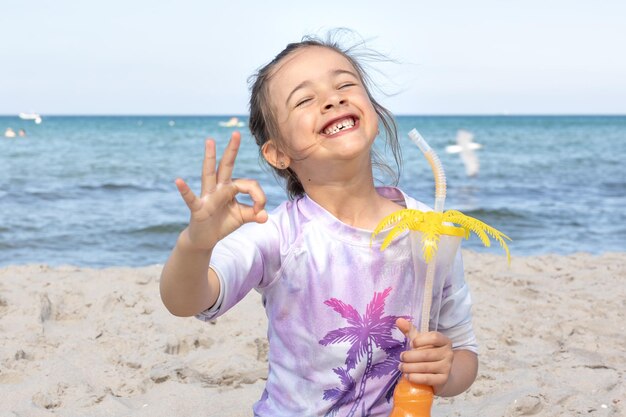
[295,97,312,107]
[339,82,356,89]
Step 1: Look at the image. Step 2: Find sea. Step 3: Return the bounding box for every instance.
[1,115,625,267]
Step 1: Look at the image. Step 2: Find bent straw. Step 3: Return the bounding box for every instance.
[387,129,445,417]
[407,129,445,333]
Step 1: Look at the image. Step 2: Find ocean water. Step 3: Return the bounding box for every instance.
[1,115,625,267]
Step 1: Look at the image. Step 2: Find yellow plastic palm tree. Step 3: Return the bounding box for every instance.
[372,208,511,264]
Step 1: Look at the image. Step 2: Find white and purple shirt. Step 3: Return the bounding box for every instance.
[197,187,477,417]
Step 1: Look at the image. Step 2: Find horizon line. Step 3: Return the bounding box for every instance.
[2,113,626,117]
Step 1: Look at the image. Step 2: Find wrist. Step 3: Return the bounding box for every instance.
[177,228,213,255]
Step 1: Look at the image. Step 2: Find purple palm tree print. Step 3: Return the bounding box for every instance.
[319,287,409,417]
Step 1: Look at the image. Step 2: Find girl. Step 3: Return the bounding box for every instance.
[160,35,478,416]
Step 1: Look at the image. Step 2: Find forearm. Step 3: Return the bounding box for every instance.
[434,349,478,397]
[160,228,219,317]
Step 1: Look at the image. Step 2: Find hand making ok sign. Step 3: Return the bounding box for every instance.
[175,131,268,251]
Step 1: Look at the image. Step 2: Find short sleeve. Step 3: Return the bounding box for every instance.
[434,250,478,354]
[194,218,281,322]
[195,268,226,322]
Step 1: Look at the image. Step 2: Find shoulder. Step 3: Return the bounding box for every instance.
[266,197,308,241]
[377,186,432,211]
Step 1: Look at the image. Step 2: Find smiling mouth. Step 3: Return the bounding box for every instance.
[321,116,357,136]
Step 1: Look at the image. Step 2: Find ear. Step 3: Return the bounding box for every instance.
[262,140,291,170]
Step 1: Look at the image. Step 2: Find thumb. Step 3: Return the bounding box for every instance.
[396,318,419,343]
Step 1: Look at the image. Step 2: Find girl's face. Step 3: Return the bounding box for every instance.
[267,46,379,179]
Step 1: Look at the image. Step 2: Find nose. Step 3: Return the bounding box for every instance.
[322,93,347,112]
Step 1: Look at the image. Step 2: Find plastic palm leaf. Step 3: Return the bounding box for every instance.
[374,210,425,251]
[380,224,410,251]
[443,210,511,263]
[372,209,421,237]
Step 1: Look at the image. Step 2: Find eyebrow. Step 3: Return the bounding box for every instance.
[285,69,358,106]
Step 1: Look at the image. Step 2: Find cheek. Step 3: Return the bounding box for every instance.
[283,115,318,153]
[365,110,380,137]
[356,95,378,129]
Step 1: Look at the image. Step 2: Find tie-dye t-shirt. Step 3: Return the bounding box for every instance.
[196,187,477,417]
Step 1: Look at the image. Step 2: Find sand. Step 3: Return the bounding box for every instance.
[0,251,624,416]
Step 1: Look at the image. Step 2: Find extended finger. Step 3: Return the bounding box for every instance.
[175,178,202,211]
[217,131,241,184]
[232,178,267,214]
[201,139,217,196]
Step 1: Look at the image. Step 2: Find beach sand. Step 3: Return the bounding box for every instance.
[1,251,624,416]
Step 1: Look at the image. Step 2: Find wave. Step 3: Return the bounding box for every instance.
[126,222,188,235]
[601,180,626,197]
[2,182,155,201]
[17,189,74,201]
[458,207,529,221]
[79,182,153,192]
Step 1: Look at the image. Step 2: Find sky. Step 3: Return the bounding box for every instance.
[1,0,625,115]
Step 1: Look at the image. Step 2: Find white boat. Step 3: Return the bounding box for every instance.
[19,112,42,124]
[218,117,244,127]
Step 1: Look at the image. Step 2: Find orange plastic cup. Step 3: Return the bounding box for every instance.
[388,378,434,417]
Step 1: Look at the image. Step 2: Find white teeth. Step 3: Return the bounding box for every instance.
[323,117,355,135]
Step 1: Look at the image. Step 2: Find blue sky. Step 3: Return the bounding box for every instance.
[1,0,624,115]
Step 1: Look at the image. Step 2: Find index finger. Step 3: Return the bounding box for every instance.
[412,331,450,349]
[233,178,267,214]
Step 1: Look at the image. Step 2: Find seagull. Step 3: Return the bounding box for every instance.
[445,129,482,177]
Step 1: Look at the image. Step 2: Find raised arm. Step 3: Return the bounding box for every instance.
[160,131,268,317]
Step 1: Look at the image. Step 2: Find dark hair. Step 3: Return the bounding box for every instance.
[248,31,402,199]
